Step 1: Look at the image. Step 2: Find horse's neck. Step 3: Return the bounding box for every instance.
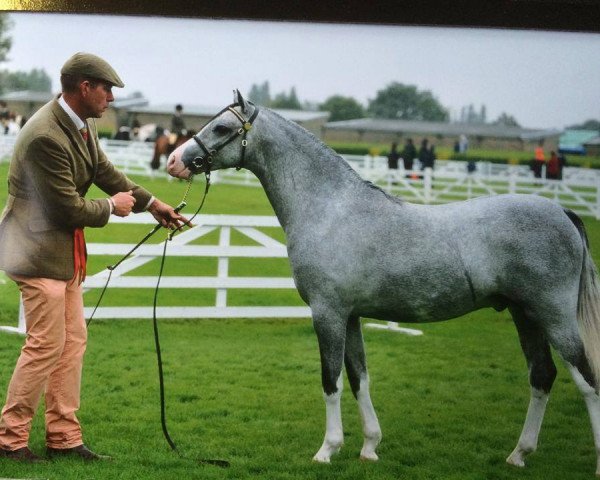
[248,113,364,230]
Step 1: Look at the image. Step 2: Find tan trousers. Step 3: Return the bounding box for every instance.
[0,274,87,450]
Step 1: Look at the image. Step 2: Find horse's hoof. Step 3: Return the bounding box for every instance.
[312,453,331,464]
[360,452,379,462]
[506,452,525,468]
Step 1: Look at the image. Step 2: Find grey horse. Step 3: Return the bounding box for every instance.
[167,91,600,474]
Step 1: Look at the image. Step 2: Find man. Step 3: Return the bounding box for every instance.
[0,52,186,462]
[401,138,416,172]
[170,103,186,138]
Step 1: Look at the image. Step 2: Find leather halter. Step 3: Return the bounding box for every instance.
[185,102,259,174]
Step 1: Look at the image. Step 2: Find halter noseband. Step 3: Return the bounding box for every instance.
[185,102,259,174]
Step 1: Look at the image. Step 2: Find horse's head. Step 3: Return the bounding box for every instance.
[167,90,258,179]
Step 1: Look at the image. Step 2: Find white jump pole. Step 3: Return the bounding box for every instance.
[365,321,423,336]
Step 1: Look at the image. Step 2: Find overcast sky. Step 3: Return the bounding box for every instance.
[4,12,600,130]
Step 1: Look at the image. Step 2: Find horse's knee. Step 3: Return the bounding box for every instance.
[529,358,557,393]
[322,374,343,401]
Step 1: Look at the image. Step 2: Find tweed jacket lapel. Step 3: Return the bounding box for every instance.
[51,99,94,169]
[86,120,100,178]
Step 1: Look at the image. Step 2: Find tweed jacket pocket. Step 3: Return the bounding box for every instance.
[23,197,57,233]
[29,218,55,233]
[0,194,14,224]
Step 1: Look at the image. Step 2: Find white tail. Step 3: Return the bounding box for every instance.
[577,245,600,392]
[564,208,600,391]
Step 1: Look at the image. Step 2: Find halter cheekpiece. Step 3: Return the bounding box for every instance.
[187,102,259,174]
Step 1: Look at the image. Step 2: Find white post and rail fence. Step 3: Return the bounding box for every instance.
[1,138,599,335]
[0,215,307,334]
[0,213,420,336]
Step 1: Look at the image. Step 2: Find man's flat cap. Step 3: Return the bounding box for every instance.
[61,52,125,88]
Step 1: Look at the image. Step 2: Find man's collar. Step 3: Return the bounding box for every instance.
[58,94,85,130]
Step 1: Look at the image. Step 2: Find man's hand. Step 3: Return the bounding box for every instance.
[147,198,190,229]
[111,190,136,217]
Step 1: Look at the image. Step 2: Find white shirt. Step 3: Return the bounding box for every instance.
[58,94,85,131]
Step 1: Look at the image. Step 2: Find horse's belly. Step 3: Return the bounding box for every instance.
[353,284,478,324]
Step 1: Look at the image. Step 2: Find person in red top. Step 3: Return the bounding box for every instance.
[546,151,560,180]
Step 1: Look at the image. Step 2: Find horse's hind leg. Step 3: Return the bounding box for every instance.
[549,328,600,475]
[507,306,557,468]
[344,315,382,461]
[565,361,600,476]
[312,305,347,463]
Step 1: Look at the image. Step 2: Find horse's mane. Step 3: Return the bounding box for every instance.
[263,108,403,205]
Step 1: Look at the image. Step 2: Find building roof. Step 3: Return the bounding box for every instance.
[127,103,329,122]
[0,90,149,111]
[584,136,600,146]
[560,129,599,147]
[112,96,149,109]
[0,90,54,102]
[559,129,599,153]
[324,118,562,140]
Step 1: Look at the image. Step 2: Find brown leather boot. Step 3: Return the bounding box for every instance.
[0,446,46,463]
[46,444,111,461]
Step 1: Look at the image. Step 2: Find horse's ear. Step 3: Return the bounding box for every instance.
[234,89,249,114]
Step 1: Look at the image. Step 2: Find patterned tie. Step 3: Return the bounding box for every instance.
[80,126,88,142]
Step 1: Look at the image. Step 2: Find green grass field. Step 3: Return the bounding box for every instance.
[1,163,600,479]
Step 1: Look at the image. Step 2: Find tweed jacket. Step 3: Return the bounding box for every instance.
[0,97,153,280]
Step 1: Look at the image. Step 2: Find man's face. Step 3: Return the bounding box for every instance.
[82,80,114,118]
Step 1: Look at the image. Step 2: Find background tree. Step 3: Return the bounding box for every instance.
[270,86,302,110]
[0,14,12,64]
[493,112,521,127]
[368,82,448,121]
[459,103,487,124]
[480,104,487,124]
[0,13,13,94]
[567,119,600,131]
[0,68,52,93]
[248,81,271,106]
[0,15,49,96]
[319,95,364,121]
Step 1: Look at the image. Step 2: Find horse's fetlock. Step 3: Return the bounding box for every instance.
[327,433,344,450]
[365,428,382,444]
[519,440,537,455]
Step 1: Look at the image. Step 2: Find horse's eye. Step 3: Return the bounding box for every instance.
[213,124,231,135]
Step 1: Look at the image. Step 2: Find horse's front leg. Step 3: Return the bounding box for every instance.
[312,305,347,463]
[344,315,382,461]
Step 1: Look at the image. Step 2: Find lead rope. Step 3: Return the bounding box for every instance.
[151,171,228,467]
[86,178,194,327]
[87,171,229,467]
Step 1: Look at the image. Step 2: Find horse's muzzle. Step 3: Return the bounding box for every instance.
[167,145,192,179]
